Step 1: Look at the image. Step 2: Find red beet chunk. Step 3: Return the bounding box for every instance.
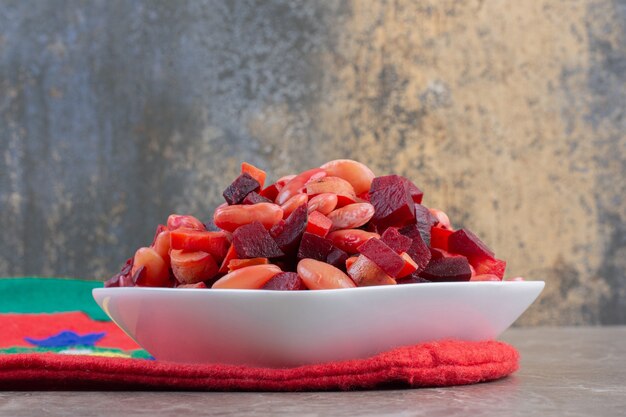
[430,247,453,260]
[400,205,437,246]
[431,227,454,251]
[405,232,431,274]
[397,274,431,284]
[381,227,412,254]
[242,191,272,205]
[297,232,335,261]
[262,272,306,290]
[269,219,286,238]
[357,238,405,277]
[370,175,423,204]
[274,204,308,255]
[104,276,120,287]
[223,173,261,205]
[347,255,396,286]
[105,257,134,287]
[369,176,416,230]
[369,175,401,193]
[419,256,472,282]
[448,229,495,259]
[402,178,424,204]
[204,220,220,231]
[326,247,349,271]
[232,221,284,259]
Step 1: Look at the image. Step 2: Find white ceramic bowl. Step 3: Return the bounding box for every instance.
[93,281,544,367]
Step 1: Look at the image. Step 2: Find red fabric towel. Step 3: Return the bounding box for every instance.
[0,340,518,391]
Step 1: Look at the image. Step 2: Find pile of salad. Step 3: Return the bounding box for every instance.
[105,160,510,290]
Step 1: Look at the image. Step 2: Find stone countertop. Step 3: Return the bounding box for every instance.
[1,327,624,417]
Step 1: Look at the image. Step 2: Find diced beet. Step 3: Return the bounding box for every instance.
[306,211,332,237]
[402,178,424,204]
[397,274,431,284]
[369,175,423,204]
[381,227,412,254]
[326,247,349,271]
[274,204,308,255]
[369,176,416,230]
[347,255,396,286]
[405,232,431,274]
[104,275,120,287]
[369,175,400,193]
[415,204,438,244]
[419,256,472,282]
[223,173,261,205]
[430,247,453,260]
[262,272,306,291]
[204,220,220,231]
[400,205,437,246]
[105,258,134,287]
[448,229,505,278]
[259,183,281,201]
[269,219,286,238]
[272,260,295,273]
[297,232,335,261]
[431,226,454,251]
[365,221,381,234]
[357,238,405,277]
[242,191,272,205]
[448,229,496,259]
[232,221,284,259]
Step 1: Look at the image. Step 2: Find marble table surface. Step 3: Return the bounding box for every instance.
[1,327,624,417]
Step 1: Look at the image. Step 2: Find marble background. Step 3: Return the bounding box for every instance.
[0,0,624,325]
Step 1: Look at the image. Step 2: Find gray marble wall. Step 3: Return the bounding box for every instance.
[0,0,624,325]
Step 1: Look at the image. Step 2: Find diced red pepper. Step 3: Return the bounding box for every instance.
[218,243,238,273]
[259,183,280,202]
[241,162,267,189]
[170,228,231,262]
[306,211,333,237]
[396,252,418,278]
[228,257,269,272]
[430,227,454,251]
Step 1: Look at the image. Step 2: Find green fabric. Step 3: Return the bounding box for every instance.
[0,277,107,321]
[0,346,151,358]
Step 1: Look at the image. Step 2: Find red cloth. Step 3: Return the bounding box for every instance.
[0,312,140,350]
[0,340,518,391]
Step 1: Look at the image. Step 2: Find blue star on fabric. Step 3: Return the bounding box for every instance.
[25,331,106,347]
